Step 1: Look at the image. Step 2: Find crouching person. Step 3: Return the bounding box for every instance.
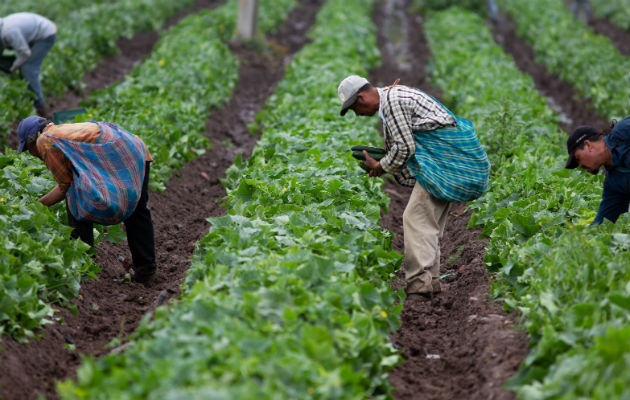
[17,116,157,283]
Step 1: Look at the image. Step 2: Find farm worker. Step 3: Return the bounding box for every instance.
[337,75,490,298]
[565,116,629,224]
[16,116,157,283]
[0,12,57,115]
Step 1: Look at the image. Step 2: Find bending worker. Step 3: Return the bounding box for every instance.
[0,12,56,114]
[16,116,157,283]
[337,75,490,298]
[565,116,629,223]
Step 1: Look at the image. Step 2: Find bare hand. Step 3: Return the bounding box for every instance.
[38,184,67,206]
[363,150,384,177]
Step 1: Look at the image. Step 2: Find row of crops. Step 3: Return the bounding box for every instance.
[0,0,295,339]
[589,0,630,30]
[496,0,629,120]
[58,0,403,397]
[424,6,629,399]
[1,0,628,398]
[1,0,202,137]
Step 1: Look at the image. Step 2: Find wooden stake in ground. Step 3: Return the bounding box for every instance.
[237,0,259,39]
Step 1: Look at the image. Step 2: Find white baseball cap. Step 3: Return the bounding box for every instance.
[337,75,369,116]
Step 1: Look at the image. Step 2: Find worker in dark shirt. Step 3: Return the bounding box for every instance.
[565,116,630,223]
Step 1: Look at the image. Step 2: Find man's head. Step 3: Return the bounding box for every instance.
[565,125,609,174]
[17,116,48,154]
[338,75,379,117]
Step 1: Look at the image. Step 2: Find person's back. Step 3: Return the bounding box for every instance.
[17,116,158,283]
[0,12,57,113]
[0,12,56,47]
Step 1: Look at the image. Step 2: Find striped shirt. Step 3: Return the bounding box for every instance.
[44,122,149,225]
[36,122,152,194]
[377,85,456,187]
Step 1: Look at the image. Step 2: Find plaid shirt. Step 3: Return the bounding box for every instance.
[377,85,456,186]
[36,122,152,193]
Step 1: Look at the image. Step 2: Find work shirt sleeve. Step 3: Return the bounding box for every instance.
[4,29,31,71]
[608,117,630,169]
[379,93,415,174]
[36,136,73,194]
[592,179,630,224]
[593,116,630,224]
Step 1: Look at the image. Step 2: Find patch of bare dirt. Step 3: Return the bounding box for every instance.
[0,1,322,399]
[491,14,611,133]
[372,1,529,399]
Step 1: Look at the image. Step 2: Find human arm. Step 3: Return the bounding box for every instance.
[38,184,67,206]
[608,117,630,169]
[3,29,31,71]
[37,138,73,204]
[378,91,416,175]
[591,177,630,224]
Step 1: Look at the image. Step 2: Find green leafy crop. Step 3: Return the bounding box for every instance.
[59,0,403,398]
[0,0,196,142]
[496,0,630,120]
[0,150,98,339]
[1,0,295,340]
[425,8,629,399]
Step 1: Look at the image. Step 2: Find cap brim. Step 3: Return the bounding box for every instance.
[565,153,578,169]
[17,142,26,154]
[339,93,358,116]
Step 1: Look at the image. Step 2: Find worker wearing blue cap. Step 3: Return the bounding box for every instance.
[17,116,157,283]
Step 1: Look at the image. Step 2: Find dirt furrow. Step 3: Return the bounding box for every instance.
[372,1,528,399]
[2,0,224,150]
[0,1,322,399]
[589,17,630,57]
[491,14,611,133]
[560,0,630,57]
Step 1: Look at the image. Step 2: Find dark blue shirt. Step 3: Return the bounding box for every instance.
[593,116,630,224]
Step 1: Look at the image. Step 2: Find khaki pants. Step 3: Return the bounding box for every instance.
[403,182,450,294]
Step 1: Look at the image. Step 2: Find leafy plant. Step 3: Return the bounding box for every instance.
[0,150,98,339]
[424,8,630,399]
[1,0,296,340]
[59,0,403,398]
[589,0,630,30]
[0,0,196,138]
[496,0,630,120]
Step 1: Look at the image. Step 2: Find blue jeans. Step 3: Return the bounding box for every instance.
[20,33,56,109]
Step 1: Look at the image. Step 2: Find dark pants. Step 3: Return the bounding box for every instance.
[67,162,156,273]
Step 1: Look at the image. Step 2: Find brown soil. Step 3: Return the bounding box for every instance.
[492,14,612,133]
[2,0,223,150]
[372,1,529,399]
[590,17,630,57]
[0,1,322,399]
[560,0,630,57]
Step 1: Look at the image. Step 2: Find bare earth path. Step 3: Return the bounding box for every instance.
[2,0,223,150]
[492,13,612,133]
[372,1,529,399]
[0,1,322,399]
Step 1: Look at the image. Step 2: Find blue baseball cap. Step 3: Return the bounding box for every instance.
[17,116,48,153]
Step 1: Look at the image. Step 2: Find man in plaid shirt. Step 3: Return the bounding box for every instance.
[338,75,489,298]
